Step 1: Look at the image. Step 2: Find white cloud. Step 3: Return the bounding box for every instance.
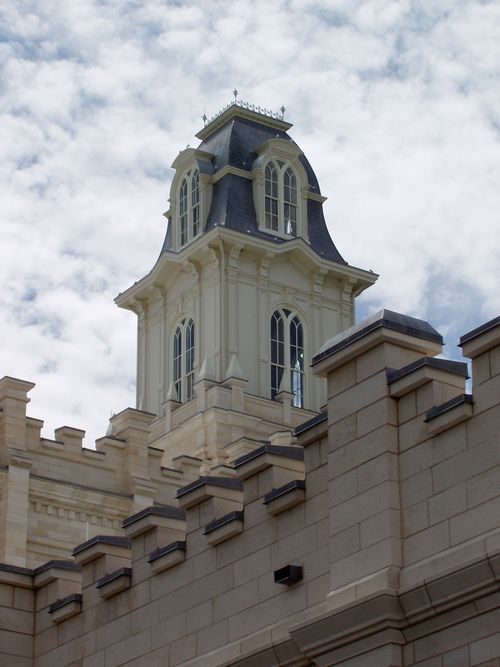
[1,0,499,444]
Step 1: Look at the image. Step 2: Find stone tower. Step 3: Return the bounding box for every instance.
[115,100,376,471]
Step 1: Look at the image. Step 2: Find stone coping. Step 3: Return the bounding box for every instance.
[294,411,327,436]
[234,444,304,468]
[94,435,126,444]
[55,425,86,436]
[0,562,34,576]
[34,559,81,576]
[172,454,204,464]
[0,374,36,387]
[425,393,473,422]
[48,593,82,614]
[122,504,185,528]
[312,309,443,366]
[263,479,305,505]
[82,447,106,455]
[459,315,500,346]
[387,357,468,384]
[203,511,244,535]
[72,535,131,556]
[96,567,132,589]
[111,406,156,419]
[176,476,243,498]
[148,541,186,563]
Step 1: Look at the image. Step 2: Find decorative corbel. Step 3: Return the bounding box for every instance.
[312,268,328,294]
[182,260,198,278]
[130,299,146,325]
[148,284,164,304]
[228,243,244,269]
[259,251,274,278]
[204,246,219,268]
[342,277,356,303]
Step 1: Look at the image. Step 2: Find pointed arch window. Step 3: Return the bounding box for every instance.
[191,169,200,237]
[270,308,304,408]
[173,318,195,402]
[264,161,298,237]
[178,169,200,248]
[265,163,279,231]
[179,179,188,246]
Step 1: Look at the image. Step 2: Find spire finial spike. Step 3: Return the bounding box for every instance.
[280,105,286,120]
[202,108,207,125]
[233,88,239,101]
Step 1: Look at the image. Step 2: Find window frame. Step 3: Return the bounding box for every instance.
[252,138,309,243]
[172,317,195,403]
[178,169,200,248]
[264,161,299,238]
[270,307,305,408]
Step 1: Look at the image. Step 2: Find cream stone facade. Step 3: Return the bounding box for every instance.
[1,103,499,665]
[114,102,376,471]
[1,310,500,666]
[0,102,376,571]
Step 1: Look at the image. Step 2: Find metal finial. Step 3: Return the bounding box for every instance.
[233,89,239,100]
[280,105,286,120]
[202,110,207,125]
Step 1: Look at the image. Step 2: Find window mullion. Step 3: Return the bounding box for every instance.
[181,327,186,403]
[279,169,284,234]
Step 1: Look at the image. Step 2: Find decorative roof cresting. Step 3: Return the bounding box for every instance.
[203,96,286,127]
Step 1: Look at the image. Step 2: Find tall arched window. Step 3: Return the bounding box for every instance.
[179,178,188,247]
[283,166,297,236]
[191,169,199,237]
[173,318,195,402]
[270,308,304,407]
[264,161,298,237]
[265,163,279,231]
[178,169,200,247]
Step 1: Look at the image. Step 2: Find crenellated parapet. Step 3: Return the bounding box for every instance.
[0,379,204,568]
[2,311,500,666]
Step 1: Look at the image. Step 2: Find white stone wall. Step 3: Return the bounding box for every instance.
[128,228,371,418]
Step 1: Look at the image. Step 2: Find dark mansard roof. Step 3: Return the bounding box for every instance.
[161,105,346,265]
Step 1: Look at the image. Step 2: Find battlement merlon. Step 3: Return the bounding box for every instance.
[0,376,36,458]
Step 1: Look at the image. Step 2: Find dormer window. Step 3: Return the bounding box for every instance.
[253,139,308,243]
[179,169,200,247]
[264,162,298,236]
[168,147,214,251]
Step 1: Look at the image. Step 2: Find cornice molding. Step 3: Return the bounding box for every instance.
[289,550,500,664]
[115,226,377,310]
[211,164,252,183]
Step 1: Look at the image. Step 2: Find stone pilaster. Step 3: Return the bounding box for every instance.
[312,310,443,611]
[108,407,156,511]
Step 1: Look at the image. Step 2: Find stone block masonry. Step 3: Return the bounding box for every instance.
[1,310,500,666]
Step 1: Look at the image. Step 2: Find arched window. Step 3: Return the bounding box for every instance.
[264,161,298,237]
[191,169,199,237]
[179,178,188,247]
[283,167,297,236]
[173,318,195,402]
[265,163,279,231]
[270,308,304,408]
[178,169,200,247]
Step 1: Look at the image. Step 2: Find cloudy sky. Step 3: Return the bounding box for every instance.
[1,0,499,446]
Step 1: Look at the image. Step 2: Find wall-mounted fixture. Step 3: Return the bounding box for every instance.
[273,565,303,585]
